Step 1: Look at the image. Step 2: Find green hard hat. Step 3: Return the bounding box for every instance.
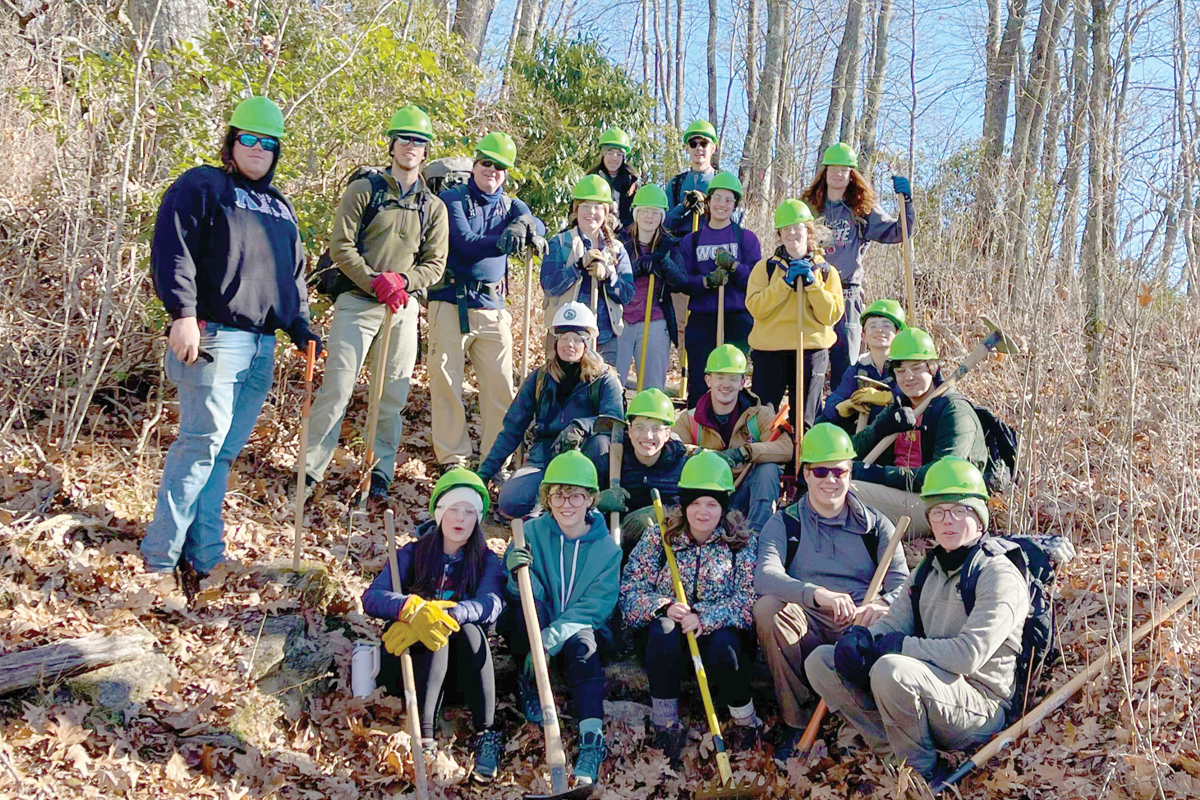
[680,451,735,493]
[889,327,938,361]
[774,198,815,229]
[429,467,490,517]
[542,450,600,491]
[705,344,747,374]
[920,457,988,500]
[573,174,615,203]
[229,96,286,138]
[475,131,517,168]
[822,142,859,168]
[599,127,631,153]
[627,388,676,424]
[861,299,907,331]
[706,171,743,201]
[631,184,669,210]
[682,119,718,143]
[386,105,434,141]
[800,423,858,464]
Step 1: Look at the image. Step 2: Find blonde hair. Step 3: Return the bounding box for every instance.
[660,504,752,552]
[569,200,621,261]
[545,345,609,383]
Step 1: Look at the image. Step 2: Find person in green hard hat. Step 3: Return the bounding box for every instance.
[849,328,987,535]
[661,119,744,236]
[541,174,634,365]
[746,198,844,431]
[363,467,506,781]
[500,451,621,786]
[823,298,904,432]
[674,344,792,531]
[428,131,547,475]
[802,142,915,392]
[301,105,449,503]
[807,456,1028,790]
[752,423,909,763]
[141,96,322,601]
[675,170,763,404]
[614,184,684,391]
[589,127,640,228]
[620,451,763,764]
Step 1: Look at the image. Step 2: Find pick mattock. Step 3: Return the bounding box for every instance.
[855,375,892,434]
[636,272,655,392]
[796,515,911,754]
[292,340,317,570]
[520,249,535,384]
[730,401,790,491]
[650,490,766,800]
[679,209,700,404]
[898,190,916,323]
[608,434,624,549]
[509,519,596,800]
[356,307,395,508]
[794,287,805,480]
[384,509,430,800]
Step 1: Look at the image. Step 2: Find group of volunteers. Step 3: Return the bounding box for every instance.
[142,95,1028,794]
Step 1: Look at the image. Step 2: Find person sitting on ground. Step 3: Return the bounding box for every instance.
[476,302,624,519]
[674,344,792,532]
[589,127,640,229]
[363,468,505,782]
[805,457,1029,790]
[500,451,621,786]
[850,327,986,536]
[753,423,909,763]
[823,298,905,433]
[620,452,762,765]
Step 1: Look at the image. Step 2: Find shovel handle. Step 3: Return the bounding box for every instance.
[292,342,317,570]
[608,440,623,548]
[637,274,655,392]
[385,511,428,800]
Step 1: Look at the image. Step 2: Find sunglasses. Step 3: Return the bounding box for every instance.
[687,138,711,149]
[477,159,506,170]
[808,466,849,479]
[235,133,279,152]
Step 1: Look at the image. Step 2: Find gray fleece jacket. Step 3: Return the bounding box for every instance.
[870,549,1029,706]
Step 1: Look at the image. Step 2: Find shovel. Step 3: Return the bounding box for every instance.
[650,491,766,800]
[608,438,624,548]
[384,509,429,800]
[292,340,317,570]
[510,519,596,800]
[637,273,655,392]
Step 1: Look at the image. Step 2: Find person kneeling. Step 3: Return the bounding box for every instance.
[363,468,505,781]
[805,457,1029,788]
[619,452,762,765]
[500,451,621,786]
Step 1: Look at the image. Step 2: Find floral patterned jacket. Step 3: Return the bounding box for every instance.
[620,523,758,634]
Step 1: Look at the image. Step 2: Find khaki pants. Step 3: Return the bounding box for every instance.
[805,647,1006,776]
[428,301,516,467]
[754,596,847,727]
[851,480,930,535]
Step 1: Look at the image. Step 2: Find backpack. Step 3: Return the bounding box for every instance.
[908,534,1075,725]
[424,156,474,196]
[310,167,429,300]
[781,503,879,573]
[973,405,1020,493]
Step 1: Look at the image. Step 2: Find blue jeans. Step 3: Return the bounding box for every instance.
[731,462,784,532]
[141,324,275,574]
[829,285,864,392]
[614,318,670,390]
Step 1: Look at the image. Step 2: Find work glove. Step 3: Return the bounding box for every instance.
[286,319,324,357]
[851,461,887,485]
[633,252,663,278]
[683,190,706,213]
[704,267,730,289]
[872,631,907,659]
[874,401,917,437]
[498,220,530,255]
[785,257,815,288]
[891,175,912,200]
[833,625,878,690]
[394,595,460,652]
[849,387,893,408]
[528,234,549,257]
[595,486,630,514]
[514,213,540,233]
[716,446,750,468]
[381,621,419,657]
[371,272,410,312]
[552,424,588,456]
[835,397,870,418]
[505,544,533,576]
[443,602,471,625]
[714,250,737,270]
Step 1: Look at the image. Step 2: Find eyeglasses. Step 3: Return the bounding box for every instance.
[235,133,279,152]
[392,134,429,146]
[630,421,671,436]
[444,503,478,518]
[557,333,588,346]
[549,491,590,508]
[477,159,506,170]
[687,138,711,149]
[893,362,932,377]
[864,319,897,332]
[808,466,849,479]
[928,504,973,523]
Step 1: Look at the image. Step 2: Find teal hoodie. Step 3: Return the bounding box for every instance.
[505,510,621,656]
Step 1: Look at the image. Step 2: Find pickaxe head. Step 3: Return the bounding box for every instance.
[692,777,769,800]
[591,415,626,436]
[856,375,892,391]
[980,316,1018,355]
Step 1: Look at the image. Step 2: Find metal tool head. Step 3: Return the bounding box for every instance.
[692,776,770,800]
[980,316,1018,355]
[856,375,892,391]
[523,783,595,800]
[590,414,626,436]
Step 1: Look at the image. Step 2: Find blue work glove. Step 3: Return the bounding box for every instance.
[833,626,877,690]
[873,631,907,659]
[891,175,912,199]
[286,320,323,356]
[784,258,815,288]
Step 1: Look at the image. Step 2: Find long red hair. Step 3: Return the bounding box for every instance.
[802,166,876,219]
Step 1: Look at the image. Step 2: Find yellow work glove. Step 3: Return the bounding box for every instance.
[396,595,460,651]
[381,620,420,656]
[849,387,893,407]
[836,398,869,418]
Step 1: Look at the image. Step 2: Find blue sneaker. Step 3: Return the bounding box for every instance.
[573,731,607,785]
[516,674,543,725]
[773,725,805,766]
[472,728,504,783]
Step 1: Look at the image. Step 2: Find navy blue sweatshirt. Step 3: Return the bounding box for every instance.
[151,163,313,344]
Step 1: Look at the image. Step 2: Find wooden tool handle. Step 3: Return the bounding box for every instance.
[303,339,317,381]
[609,441,624,547]
[386,510,428,800]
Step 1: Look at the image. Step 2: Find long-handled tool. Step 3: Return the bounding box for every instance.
[356,307,395,507]
[861,318,1017,465]
[292,340,317,570]
[521,251,534,383]
[795,287,805,480]
[384,509,429,800]
[608,438,623,548]
[637,273,655,392]
[717,281,726,348]
[509,519,595,800]
[854,375,892,434]
[898,191,916,322]
[589,262,600,316]
[730,401,790,491]
[679,209,700,404]
[650,490,764,800]
[796,515,911,753]
[934,582,1200,793]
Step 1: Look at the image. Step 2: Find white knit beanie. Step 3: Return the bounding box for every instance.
[434,486,485,527]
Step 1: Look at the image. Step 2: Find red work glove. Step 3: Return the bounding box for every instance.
[371,272,410,312]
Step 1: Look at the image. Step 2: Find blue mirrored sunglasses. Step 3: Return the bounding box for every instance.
[235,133,279,152]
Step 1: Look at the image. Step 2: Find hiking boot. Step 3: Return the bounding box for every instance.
[650,722,688,767]
[573,731,606,785]
[369,472,389,502]
[926,756,956,794]
[724,721,764,752]
[516,674,542,725]
[439,461,467,476]
[286,473,316,503]
[471,728,504,782]
[772,725,805,766]
[174,559,207,603]
[420,737,438,760]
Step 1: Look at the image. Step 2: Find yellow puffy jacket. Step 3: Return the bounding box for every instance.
[746,249,844,351]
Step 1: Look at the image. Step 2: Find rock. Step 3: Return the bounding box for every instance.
[67,651,177,713]
[244,614,337,715]
[246,615,305,682]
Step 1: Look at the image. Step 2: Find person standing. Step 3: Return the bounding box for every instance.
[429,132,546,473]
[301,106,448,502]
[802,142,914,390]
[589,127,639,229]
[141,97,321,598]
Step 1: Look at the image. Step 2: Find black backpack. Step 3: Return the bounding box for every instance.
[909,534,1075,725]
[973,405,1020,493]
[780,503,879,572]
[424,156,474,196]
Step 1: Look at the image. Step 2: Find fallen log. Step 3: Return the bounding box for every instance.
[0,631,155,696]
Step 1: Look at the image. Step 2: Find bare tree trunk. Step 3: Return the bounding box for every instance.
[773,83,793,202]
[652,0,664,125]
[1059,0,1090,284]
[741,0,760,177]
[858,0,892,171]
[501,0,526,92]
[452,0,498,65]
[707,0,718,123]
[1035,51,1063,258]
[130,0,208,47]
[1082,0,1111,398]
[818,0,866,164]
[642,0,651,88]
[838,1,866,145]
[675,0,685,128]
[744,0,789,210]
[517,0,541,49]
